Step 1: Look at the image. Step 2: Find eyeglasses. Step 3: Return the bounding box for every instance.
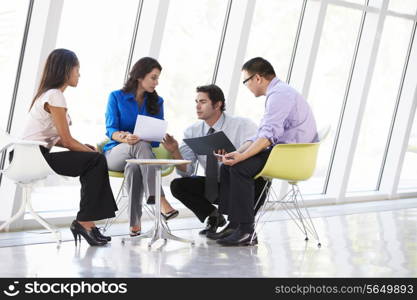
[242,74,255,85]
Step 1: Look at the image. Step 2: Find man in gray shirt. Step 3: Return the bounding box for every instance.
[162,84,268,236]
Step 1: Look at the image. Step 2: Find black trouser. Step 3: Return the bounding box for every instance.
[170,175,269,223]
[218,149,271,225]
[37,147,118,221]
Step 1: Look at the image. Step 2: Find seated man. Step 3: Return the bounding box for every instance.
[163,84,268,238]
[217,57,318,246]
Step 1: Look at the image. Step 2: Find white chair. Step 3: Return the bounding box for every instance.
[0,138,62,244]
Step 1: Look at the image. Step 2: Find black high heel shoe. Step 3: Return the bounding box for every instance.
[92,227,111,242]
[70,220,107,246]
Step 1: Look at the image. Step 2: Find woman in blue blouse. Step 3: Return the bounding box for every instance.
[104,57,178,236]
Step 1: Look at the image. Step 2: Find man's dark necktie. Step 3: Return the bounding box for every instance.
[205,127,218,203]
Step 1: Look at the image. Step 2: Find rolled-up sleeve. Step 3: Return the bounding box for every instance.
[176,126,197,177]
[248,91,294,145]
[105,92,120,140]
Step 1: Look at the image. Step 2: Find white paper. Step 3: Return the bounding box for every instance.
[133,115,168,142]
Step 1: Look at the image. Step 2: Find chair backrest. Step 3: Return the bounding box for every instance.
[2,142,55,184]
[152,145,175,177]
[255,125,331,182]
[0,131,15,154]
[318,124,331,142]
[407,145,417,153]
[255,143,320,181]
[96,138,108,154]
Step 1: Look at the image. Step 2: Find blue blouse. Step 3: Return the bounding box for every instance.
[104,89,164,153]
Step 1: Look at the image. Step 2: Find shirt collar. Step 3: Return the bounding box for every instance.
[266,77,280,96]
[123,91,147,102]
[203,113,226,133]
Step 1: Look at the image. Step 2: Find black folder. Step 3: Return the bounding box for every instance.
[183,131,236,155]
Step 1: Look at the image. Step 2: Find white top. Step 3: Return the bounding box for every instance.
[21,89,71,149]
[177,113,257,177]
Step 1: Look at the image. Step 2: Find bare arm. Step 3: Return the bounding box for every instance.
[222,138,271,166]
[49,105,94,152]
[240,138,271,160]
[237,141,253,153]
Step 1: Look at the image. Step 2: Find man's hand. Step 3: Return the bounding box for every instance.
[222,151,246,166]
[126,134,140,145]
[213,149,227,162]
[162,133,179,153]
[85,144,97,151]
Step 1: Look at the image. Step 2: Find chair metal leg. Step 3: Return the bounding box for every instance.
[0,185,62,245]
[25,187,62,245]
[0,186,28,232]
[251,180,274,243]
[251,180,321,247]
[293,185,321,247]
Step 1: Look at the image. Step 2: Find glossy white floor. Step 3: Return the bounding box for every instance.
[0,198,416,277]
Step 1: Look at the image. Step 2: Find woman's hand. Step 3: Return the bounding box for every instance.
[118,131,129,140]
[126,134,140,145]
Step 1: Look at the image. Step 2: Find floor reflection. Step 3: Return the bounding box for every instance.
[0,205,417,277]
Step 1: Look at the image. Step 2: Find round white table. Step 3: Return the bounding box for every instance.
[121,158,195,247]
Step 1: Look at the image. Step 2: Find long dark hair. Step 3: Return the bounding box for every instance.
[30,48,79,110]
[122,57,162,115]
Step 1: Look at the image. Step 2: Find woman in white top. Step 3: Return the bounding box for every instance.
[21,49,117,246]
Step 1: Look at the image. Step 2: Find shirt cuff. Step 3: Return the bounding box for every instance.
[106,128,118,140]
[257,126,277,145]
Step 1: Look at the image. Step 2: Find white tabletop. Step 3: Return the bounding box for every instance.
[126,159,191,166]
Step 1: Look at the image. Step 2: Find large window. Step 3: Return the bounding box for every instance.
[301,4,363,194]
[347,16,414,192]
[388,0,417,15]
[157,0,228,141]
[0,1,29,129]
[56,0,139,143]
[29,0,139,215]
[398,111,417,190]
[235,0,303,126]
[2,0,417,227]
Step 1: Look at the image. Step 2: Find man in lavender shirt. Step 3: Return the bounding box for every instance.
[216,57,318,246]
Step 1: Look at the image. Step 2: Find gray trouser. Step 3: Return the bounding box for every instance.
[105,141,164,226]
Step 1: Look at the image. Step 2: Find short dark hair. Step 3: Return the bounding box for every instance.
[242,57,276,80]
[196,84,226,112]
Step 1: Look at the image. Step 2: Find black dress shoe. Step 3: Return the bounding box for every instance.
[92,227,111,242]
[216,228,258,246]
[199,214,226,235]
[70,220,107,246]
[206,223,236,240]
[146,196,155,204]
